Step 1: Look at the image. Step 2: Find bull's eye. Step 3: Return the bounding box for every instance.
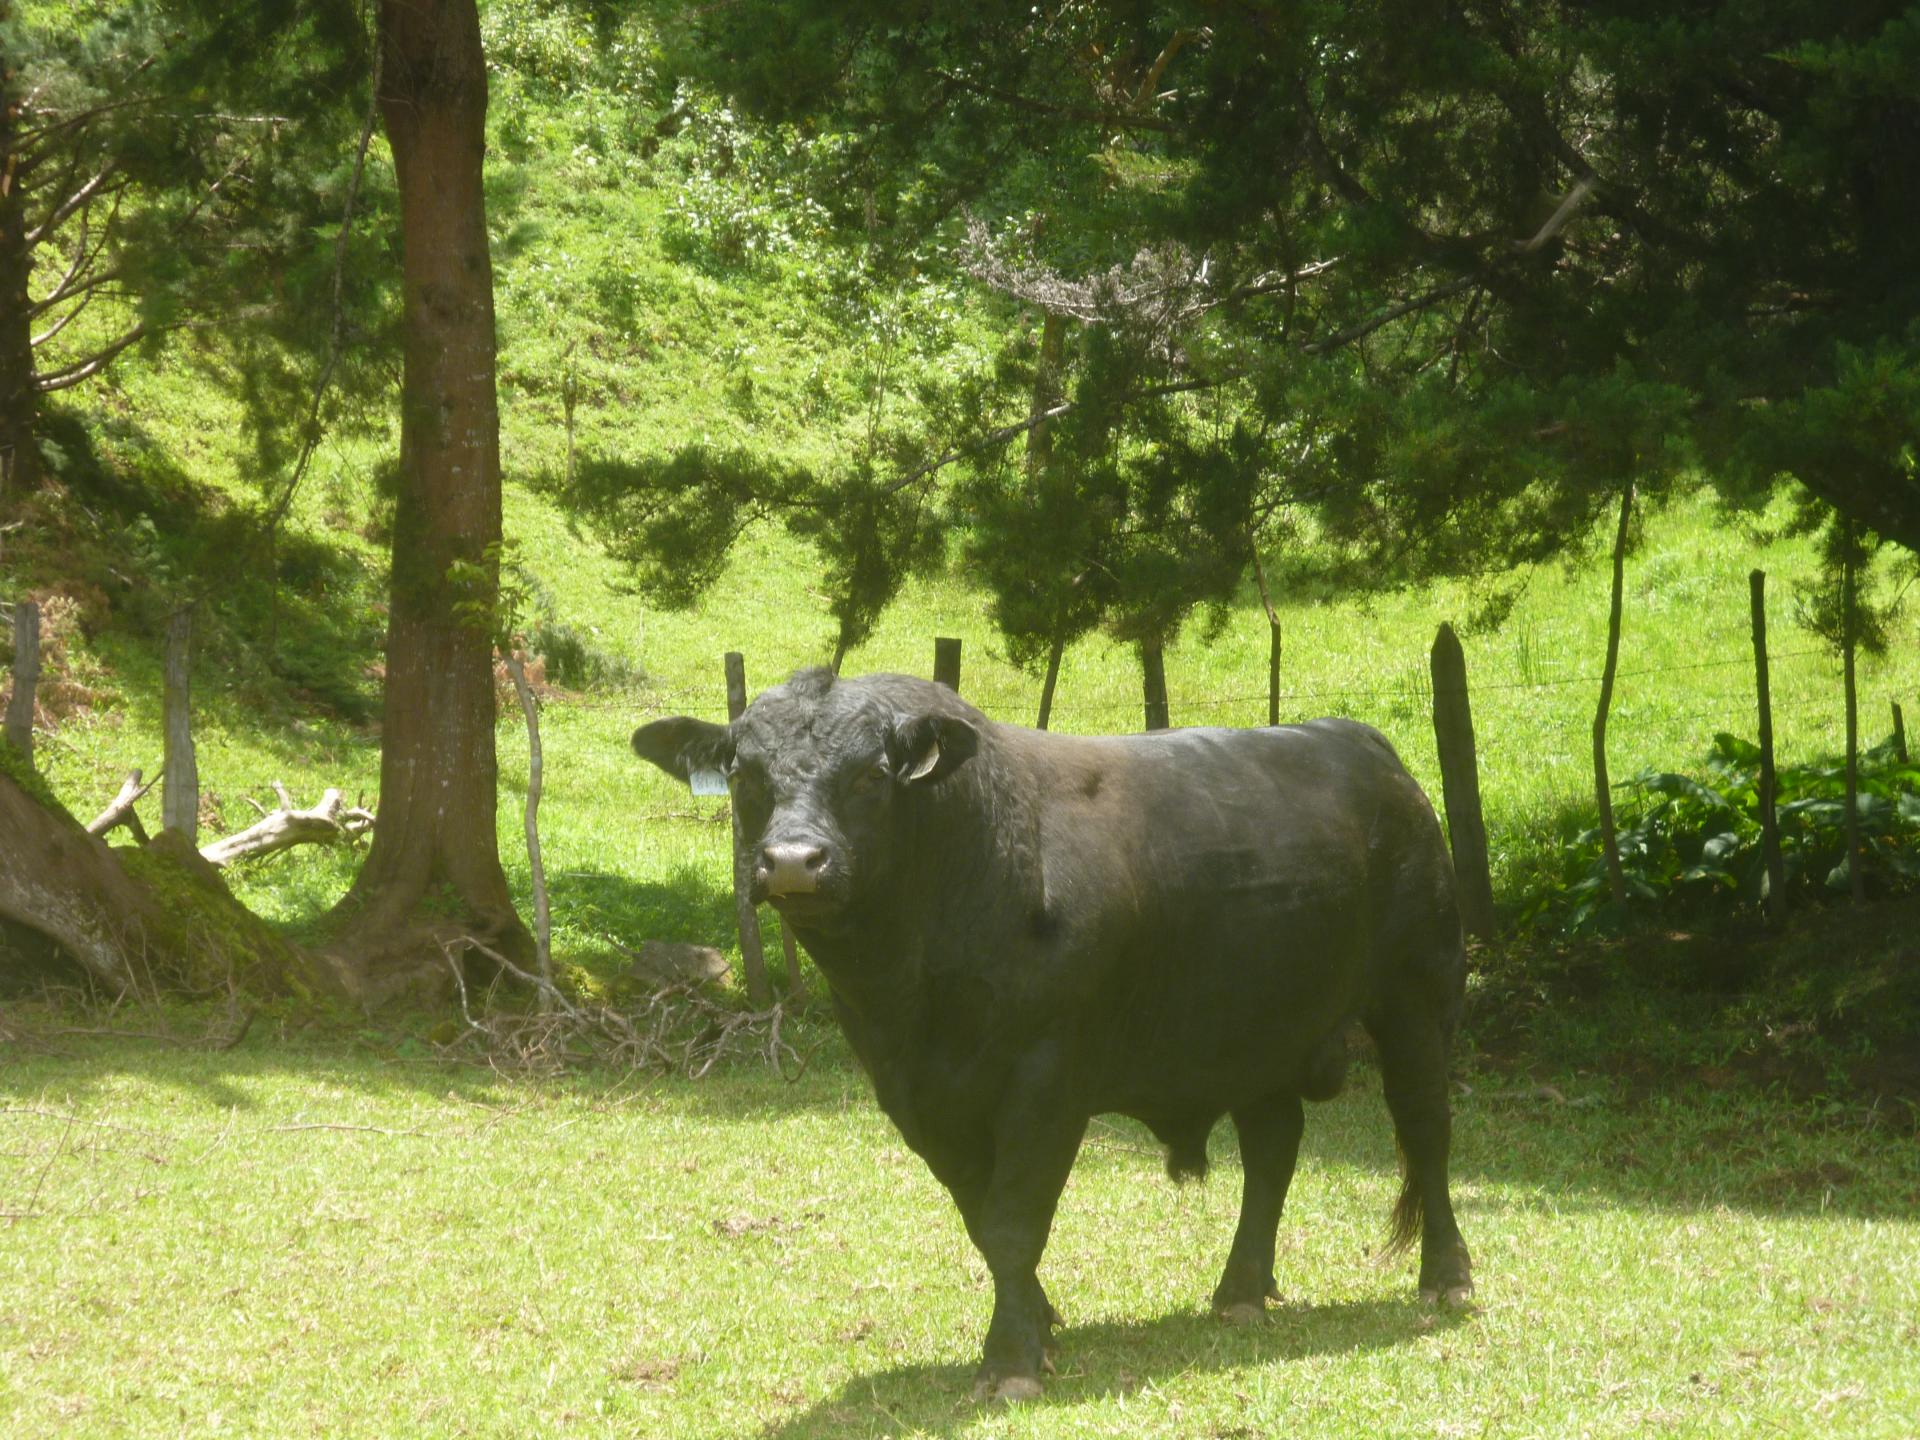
[856,760,892,792]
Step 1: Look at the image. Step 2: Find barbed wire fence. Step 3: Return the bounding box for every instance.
[579,621,1915,902]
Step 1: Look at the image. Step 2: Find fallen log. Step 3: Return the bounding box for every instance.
[1,764,165,993]
[199,785,374,868]
[87,767,160,842]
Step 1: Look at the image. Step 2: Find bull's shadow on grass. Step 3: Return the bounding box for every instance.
[759,1298,1465,1440]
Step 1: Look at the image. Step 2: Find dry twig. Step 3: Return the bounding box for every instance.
[438,936,809,1080]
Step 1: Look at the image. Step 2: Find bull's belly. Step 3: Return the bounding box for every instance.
[1082,910,1369,1112]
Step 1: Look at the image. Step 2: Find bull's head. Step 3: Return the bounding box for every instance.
[631,670,978,926]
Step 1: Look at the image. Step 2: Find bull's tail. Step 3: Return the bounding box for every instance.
[1378,1137,1422,1261]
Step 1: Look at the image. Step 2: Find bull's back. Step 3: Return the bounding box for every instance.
[1001,720,1451,1108]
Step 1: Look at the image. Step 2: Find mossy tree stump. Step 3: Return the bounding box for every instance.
[0,757,339,1000]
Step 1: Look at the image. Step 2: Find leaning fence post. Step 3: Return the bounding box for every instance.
[4,599,39,763]
[1749,570,1787,922]
[1429,623,1496,941]
[1893,701,1908,765]
[723,651,772,1008]
[933,636,962,692]
[162,606,199,842]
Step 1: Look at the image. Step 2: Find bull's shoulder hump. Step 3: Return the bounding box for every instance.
[839,671,990,724]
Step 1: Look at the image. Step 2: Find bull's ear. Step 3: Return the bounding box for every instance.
[892,714,979,786]
[631,717,731,783]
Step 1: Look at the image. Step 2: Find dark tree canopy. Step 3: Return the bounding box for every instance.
[649,0,1920,594]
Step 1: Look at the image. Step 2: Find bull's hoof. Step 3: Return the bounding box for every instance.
[1214,1300,1267,1326]
[1418,1281,1475,1309]
[973,1374,1045,1404]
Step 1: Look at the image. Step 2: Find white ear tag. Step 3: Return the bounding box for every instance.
[688,767,728,797]
[906,739,941,782]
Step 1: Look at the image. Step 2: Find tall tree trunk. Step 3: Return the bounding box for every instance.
[332,0,529,987]
[0,46,39,505]
[1592,482,1633,908]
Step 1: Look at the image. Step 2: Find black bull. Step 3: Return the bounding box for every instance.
[633,669,1473,1400]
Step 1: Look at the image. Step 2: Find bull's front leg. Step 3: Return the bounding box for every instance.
[955,1066,1087,1402]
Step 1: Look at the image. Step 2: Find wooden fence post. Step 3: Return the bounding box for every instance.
[1266,620,1281,728]
[1893,701,1908,765]
[1750,570,1786,922]
[1251,548,1281,727]
[4,599,39,763]
[724,651,772,1008]
[1841,534,1865,907]
[933,636,962,692]
[1141,640,1170,731]
[162,606,199,842]
[1428,623,1496,941]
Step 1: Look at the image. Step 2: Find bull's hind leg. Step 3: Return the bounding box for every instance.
[1210,1093,1306,1322]
[1364,1005,1473,1305]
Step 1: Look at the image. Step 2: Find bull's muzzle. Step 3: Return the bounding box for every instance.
[755,841,828,898]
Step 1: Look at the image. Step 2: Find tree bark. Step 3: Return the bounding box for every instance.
[1749,570,1787,921]
[87,767,156,842]
[1035,633,1064,730]
[5,598,38,761]
[161,607,198,843]
[0,48,37,505]
[1592,482,1633,908]
[200,785,374,867]
[1029,311,1069,730]
[332,0,530,987]
[501,651,553,1001]
[1,770,162,993]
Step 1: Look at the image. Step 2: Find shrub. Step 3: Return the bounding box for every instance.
[1523,732,1920,932]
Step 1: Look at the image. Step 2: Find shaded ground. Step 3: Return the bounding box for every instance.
[1463,892,1920,1119]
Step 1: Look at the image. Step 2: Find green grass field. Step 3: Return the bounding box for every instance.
[4,1034,1916,1439]
[8,5,1920,1434]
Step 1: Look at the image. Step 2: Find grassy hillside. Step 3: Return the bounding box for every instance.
[3,0,1917,977]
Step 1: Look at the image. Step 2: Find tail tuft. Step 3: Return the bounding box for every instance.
[1378,1138,1422,1260]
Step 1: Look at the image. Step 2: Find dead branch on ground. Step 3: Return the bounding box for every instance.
[197,784,373,867]
[86,766,159,841]
[439,937,809,1081]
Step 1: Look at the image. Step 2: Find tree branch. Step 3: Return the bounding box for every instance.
[32,323,147,392]
[878,375,1231,497]
[24,167,122,249]
[932,68,1175,133]
[1301,278,1477,355]
[261,38,384,538]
